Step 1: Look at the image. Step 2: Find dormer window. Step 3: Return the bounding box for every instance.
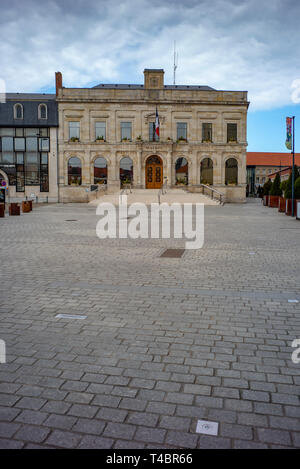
[14,103,23,119]
[38,103,47,119]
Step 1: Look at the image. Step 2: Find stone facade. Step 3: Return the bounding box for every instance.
[57,69,249,203]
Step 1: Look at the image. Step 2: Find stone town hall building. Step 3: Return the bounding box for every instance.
[56,69,249,202]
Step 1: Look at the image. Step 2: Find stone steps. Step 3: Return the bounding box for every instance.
[89,188,220,206]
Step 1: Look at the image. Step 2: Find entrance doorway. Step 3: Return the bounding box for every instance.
[145,155,163,189]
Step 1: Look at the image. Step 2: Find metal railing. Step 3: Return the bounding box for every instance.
[120,182,132,195]
[158,177,168,203]
[191,184,224,205]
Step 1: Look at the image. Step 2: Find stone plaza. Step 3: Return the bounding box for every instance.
[0,199,299,449]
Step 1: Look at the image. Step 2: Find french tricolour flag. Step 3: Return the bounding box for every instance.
[155,107,160,137]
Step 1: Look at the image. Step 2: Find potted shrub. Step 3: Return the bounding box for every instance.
[0,203,4,218]
[22,201,31,213]
[278,180,288,211]
[69,136,79,142]
[177,136,187,143]
[284,166,299,215]
[136,135,142,142]
[269,173,282,207]
[9,203,20,216]
[262,179,272,206]
[96,135,105,142]
[121,137,131,142]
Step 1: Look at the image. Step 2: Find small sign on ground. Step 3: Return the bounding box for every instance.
[196,420,219,436]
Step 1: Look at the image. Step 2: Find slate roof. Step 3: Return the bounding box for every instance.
[0,93,58,127]
[92,83,216,91]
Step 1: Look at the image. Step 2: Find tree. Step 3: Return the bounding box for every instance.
[294,176,300,199]
[280,180,288,197]
[262,178,272,196]
[284,165,299,199]
[270,173,282,196]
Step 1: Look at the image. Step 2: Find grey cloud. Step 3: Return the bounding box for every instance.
[0,0,300,110]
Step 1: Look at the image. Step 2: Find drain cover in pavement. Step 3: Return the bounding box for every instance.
[160,249,185,258]
[196,420,219,436]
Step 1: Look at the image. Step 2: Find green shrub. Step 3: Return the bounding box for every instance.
[294,176,300,199]
[262,179,272,196]
[284,165,299,199]
[280,180,288,197]
[270,173,282,196]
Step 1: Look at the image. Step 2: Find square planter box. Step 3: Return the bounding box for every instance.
[278,196,285,212]
[0,203,5,218]
[9,203,20,216]
[268,195,279,207]
[285,199,298,216]
[263,195,269,206]
[22,201,31,213]
[296,201,300,220]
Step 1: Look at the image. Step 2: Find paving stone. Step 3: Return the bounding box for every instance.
[0,421,20,438]
[43,414,77,430]
[146,401,176,416]
[114,440,145,449]
[220,423,253,440]
[41,401,71,415]
[135,426,166,444]
[96,407,128,423]
[165,430,198,448]
[14,425,50,443]
[127,412,158,427]
[0,438,25,449]
[15,410,48,425]
[257,428,292,446]
[15,397,47,411]
[198,435,231,449]
[103,422,136,440]
[46,430,82,448]
[0,406,21,422]
[67,404,99,418]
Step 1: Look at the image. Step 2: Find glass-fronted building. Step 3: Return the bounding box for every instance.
[0,94,58,202]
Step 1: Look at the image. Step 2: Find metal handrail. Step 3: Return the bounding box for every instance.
[120,182,132,195]
[158,177,168,203]
[191,184,224,205]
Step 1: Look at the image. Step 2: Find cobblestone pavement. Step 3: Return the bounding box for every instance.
[0,199,299,449]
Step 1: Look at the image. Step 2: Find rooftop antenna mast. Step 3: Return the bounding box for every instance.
[173,41,178,85]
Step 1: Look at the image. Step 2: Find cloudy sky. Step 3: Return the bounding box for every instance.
[1,0,300,150]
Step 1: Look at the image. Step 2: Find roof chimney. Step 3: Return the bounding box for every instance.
[55,72,62,97]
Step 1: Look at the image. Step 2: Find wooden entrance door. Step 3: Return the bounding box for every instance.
[145,156,163,189]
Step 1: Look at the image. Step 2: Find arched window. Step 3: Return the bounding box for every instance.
[201,158,213,185]
[14,103,23,119]
[38,103,47,119]
[94,157,107,184]
[175,157,188,185]
[120,157,133,186]
[225,158,238,185]
[68,157,82,185]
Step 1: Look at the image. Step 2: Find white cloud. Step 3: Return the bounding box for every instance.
[0,0,300,110]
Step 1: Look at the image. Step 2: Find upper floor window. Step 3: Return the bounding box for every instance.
[227,123,237,143]
[121,122,132,141]
[14,103,23,119]
[202,123,212,142]
[177,122,187,141]
[69,121,80,141]
[38,104,47,119]
[149,122,159,142]
[95,122,106,141]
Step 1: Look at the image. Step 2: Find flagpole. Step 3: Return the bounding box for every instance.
[292,116,295,216]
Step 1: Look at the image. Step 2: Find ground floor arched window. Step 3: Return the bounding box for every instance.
[68,157,82,185]
[120,157,133,186]
[200,158,213,185]
[225,158,238,185]
[175,157,188,185]
[94,157,107,184]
